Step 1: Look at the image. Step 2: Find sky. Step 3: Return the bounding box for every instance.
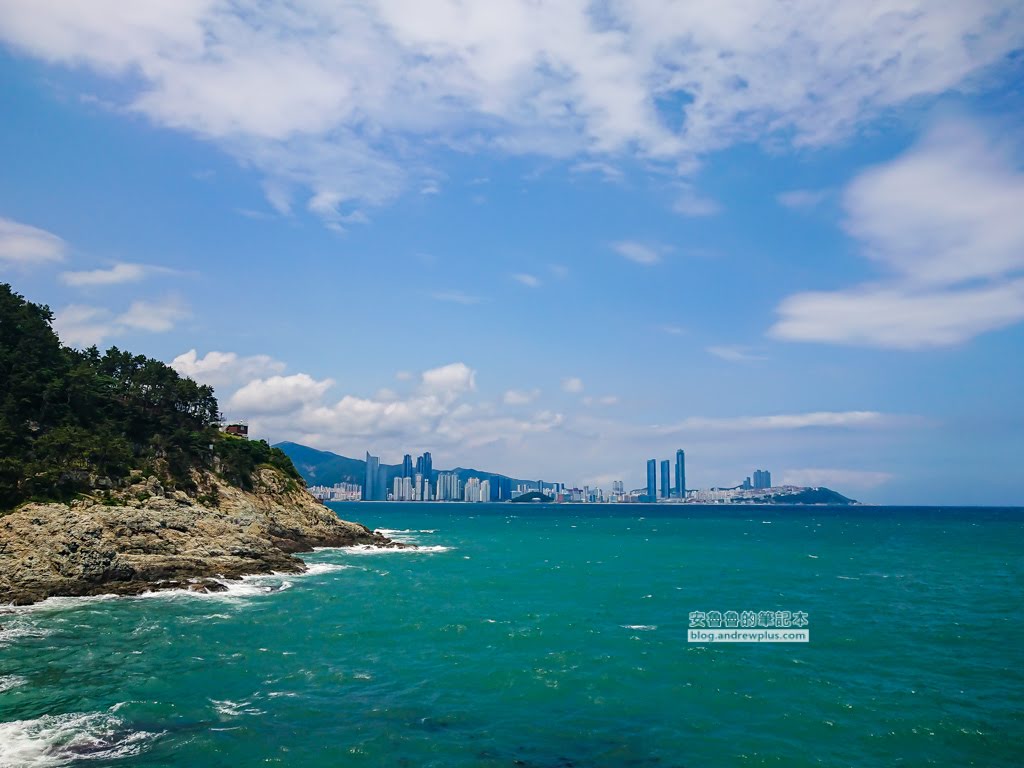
[1,1,1023,505]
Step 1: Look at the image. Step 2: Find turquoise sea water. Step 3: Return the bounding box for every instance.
[2,503,1023,767]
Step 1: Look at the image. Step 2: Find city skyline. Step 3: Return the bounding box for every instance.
[1,3,1022,504]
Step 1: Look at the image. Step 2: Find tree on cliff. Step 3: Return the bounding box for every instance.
[0,283,297,509]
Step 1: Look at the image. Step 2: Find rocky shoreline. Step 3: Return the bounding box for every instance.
[0,467,403,606]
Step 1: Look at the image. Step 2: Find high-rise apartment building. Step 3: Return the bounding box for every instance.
[675,449,686,497]
[660,459,670,499]
[753,469,772,489]
[364,452,380,501]
[402,454,413,478]
[646,459,656,501]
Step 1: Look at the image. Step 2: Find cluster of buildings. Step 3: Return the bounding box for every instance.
[313,447,775,505]
[308,482,362,501]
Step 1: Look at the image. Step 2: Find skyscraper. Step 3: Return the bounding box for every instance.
[675,449,686,498]
[402,454,413,478]
[753,469,772,489]
[364,452,380,501]
[660,459,670,499]
[646,459,656,501]
[422,452,432,483]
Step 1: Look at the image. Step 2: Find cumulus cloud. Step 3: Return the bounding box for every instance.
[171,349,286,388]
[419,362,476,402]
[561,377,585,394]
[0,216,66,265]
[772,119,1024,348]
[229,373,335,415]
[2,2,1017,223]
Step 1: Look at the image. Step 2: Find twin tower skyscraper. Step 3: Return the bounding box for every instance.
[647,449,686,501]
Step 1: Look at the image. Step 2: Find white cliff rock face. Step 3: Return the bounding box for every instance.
[0,467,399,605]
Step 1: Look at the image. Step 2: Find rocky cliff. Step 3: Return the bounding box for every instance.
[0,466,401,605]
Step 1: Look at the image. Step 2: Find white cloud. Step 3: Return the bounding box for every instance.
[420,362,476,402]
[52,295,189,347]
[707,345,767,362]
[777,189,828,210]
[0,216,65,265]
[672,185,720,217]
[658,324,686,336]
[583,395,619,407]
[229,373,335,415]
[612,240,663,265]
[52,304,114,347]
[772,119,1024,348]
[561,376,585,394]
[60,262,183,286]
[657,411,896,433]
[430,290,483,305]
[548,263,569,279]
[781,468,893,489]
[117,296,189,332]
[504,388,541,406]
[772,279,1024,349]
[2,2,1017,224]
[511,272,541,287]
[171,349,286,388]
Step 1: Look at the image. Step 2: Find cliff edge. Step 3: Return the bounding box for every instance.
[0,467,401,606]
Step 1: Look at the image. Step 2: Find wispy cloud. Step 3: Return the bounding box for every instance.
[781,468,893,489]
[561,377,585,394]
[655,411,899,434]
[1,2,1015,225]
[772,119,1024,348]
[53,295,190,347]
[60,262,185,287]
[504,388,541,406]
[612,241,664,266]
[0,217,65,266]
[672,184,720,217]
[707,345,767,362]
[511,272,541,288]
[583,395,619,407]
[777,188,828,210]
[658,324,687,336]
[430,290,483,305]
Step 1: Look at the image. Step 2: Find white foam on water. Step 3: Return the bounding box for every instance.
[210,699,265,718]
[0,622,53,648]
[337,544,453,555]
[299,563,355,576]
[0,675,28,693]
[0,709,159,766]
[621,625,658,631]
[375,528,437,536]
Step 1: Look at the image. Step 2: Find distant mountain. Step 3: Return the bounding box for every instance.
[273,442,532,499]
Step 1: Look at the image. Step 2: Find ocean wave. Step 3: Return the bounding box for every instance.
[0,621,53,647]
[337,544,453,555]
[621,624,658,631]
[0,709,159,766]
[210,699,265,718]
[0,675,28,693]
[375,528,437,535]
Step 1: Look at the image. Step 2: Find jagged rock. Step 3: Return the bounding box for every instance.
[0,467,405,605]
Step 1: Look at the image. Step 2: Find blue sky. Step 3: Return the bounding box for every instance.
[1,1,1023,504]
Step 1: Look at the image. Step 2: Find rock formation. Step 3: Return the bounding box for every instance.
[0,466,401,605]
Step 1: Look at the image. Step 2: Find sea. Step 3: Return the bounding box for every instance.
[1,503,1022,767]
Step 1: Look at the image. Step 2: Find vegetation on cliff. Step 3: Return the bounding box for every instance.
[0,283,297,510]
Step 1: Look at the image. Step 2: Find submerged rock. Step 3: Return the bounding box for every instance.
[0,467,405,605]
